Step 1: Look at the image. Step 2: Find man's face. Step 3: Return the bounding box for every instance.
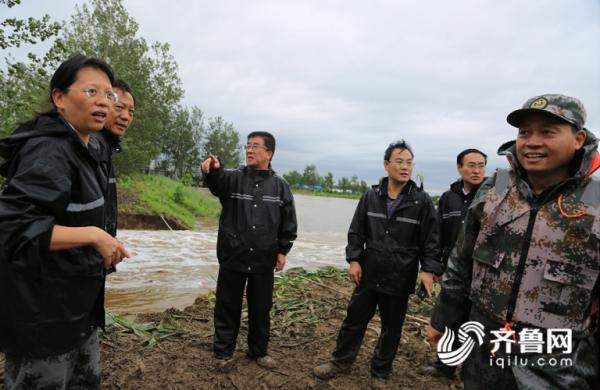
[457,153,486,187]
[245,136,273,169]
[106,88,135,137]
[516,112,586,182]
[384,148,413,185]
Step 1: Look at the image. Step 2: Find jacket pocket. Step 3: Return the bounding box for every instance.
[470,251,508,306]
[541,259,599,318]
[217,228,243,262]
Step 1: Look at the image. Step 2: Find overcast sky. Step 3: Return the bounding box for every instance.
[4,0,600,193]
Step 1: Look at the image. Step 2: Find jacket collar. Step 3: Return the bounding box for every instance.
[450,179,481,197]
[375,177,416,198]
[100,129,122,153]
[243,165,275,177]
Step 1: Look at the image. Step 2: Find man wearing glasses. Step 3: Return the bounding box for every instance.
[91,80,135,251]
[201,131,297,371]
[422,148,486,378]
[314,140,443,386]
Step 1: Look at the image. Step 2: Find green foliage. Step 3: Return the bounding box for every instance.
[0,59,50,137]
[0,0,61,137]
[0,0,244,178]
[0,0,61,50]
[203,116,241,169]
[302,164,321,186]
[103,310,180,348]
[283,164,370,196]
[48,0,185,175]
[119,175,221,227]
[161,106,204,178]
[282,169,302,187]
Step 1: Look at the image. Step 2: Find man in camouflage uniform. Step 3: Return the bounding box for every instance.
[426,94,600,389]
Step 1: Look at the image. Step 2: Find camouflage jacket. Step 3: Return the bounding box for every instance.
[432,129,600,334]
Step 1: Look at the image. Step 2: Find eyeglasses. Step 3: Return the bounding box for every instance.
[465,163,486,170]
[244,144,268,151]
[388,159,413,167]
[69,87,118,103]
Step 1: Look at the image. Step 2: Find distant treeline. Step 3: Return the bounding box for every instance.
[283,164,370,194]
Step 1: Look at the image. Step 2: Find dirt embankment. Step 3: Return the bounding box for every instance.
[118,211,187,230]
[98,269,462,390]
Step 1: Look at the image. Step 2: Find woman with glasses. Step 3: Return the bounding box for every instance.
[0,54,129,389]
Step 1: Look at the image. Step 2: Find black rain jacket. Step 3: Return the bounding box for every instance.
[0,113,106,358]
[90,130,120,236]
[204,165,297,273]
[346,178,443,296]
[437,180,481,266]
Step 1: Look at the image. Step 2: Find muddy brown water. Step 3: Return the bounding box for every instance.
[105,194,359,313]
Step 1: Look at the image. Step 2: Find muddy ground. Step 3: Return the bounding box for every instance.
[0,268,462,389]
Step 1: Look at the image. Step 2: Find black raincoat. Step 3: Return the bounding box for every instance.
[90,129,120,236]
[0,113,106,358]
[437,179,480,266]
[204,165,297,273]
[346,178,443,296]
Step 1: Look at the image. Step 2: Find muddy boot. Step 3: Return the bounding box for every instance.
[255,355,277,369]
[213,357,235,373]
[369,375,391,389]
[313,362,351,380]
[421,360,456,379]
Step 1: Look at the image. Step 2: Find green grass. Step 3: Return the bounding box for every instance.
[103,310,180,348]
[118,175,221,228]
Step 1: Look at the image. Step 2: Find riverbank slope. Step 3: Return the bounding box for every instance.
[117,175,221,229]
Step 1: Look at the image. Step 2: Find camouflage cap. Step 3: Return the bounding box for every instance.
[507,93,586,129]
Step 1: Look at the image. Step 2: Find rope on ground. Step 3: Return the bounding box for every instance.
[159,215,174,231]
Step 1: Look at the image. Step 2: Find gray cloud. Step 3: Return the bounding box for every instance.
[5,0,600,190]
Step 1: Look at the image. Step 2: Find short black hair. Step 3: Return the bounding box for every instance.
[49,53,115,108]
[248,131,276,155]
[112,79,136,104]
[384,139,413,161]
[457,149,487,165]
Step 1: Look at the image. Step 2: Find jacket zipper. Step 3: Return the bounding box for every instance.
[505,207,538,324]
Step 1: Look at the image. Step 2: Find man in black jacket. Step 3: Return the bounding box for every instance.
[91,79,135,239]
[438,149,487,267]
[313,140,443,385]
[422,148,486,378]
[201,131,297,371]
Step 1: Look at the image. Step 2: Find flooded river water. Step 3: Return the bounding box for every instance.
[105,194,359,313]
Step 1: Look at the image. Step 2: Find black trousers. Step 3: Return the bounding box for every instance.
[331,286,409,378]
[213,267,274,359]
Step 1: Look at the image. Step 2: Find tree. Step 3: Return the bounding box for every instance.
[45,0,185,174]
[0,0,61,50]
[0,0,62,137]
[323,172,334,191]
[302,164,321,186]
[203,116,241,169]
[359,180,369,194]
[161,106,204,178]
[338,177,351,192]
[349,175,360,193]
[283,170,302,187]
